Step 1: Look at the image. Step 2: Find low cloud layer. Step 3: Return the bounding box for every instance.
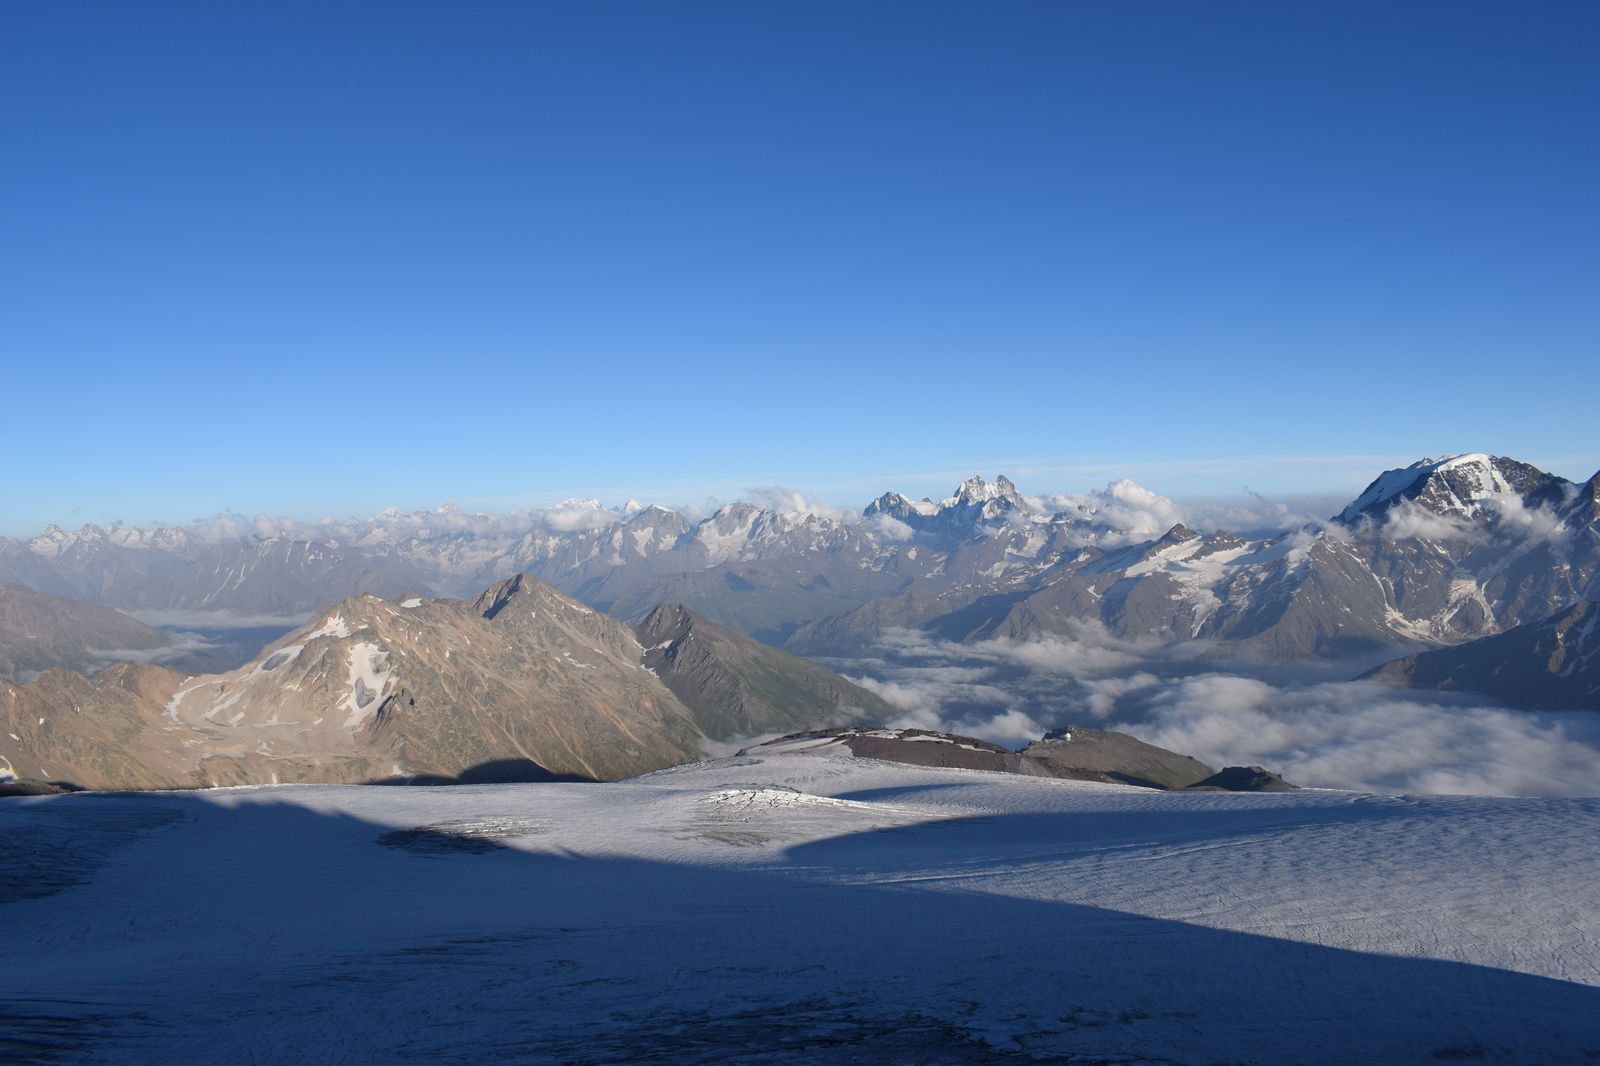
[832,629,1600,798]
[1027,480,1340,548]
[1131,676,1600,797]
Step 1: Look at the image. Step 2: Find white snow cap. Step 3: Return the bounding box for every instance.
[947,475,1021,507]
[1337,453,1507,523]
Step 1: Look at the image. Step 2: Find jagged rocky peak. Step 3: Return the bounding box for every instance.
[862,476,1030,542]
[705,501,759,528]
[865,491,910,514]
[1336,453,1571,525]
[621,504,689,538]
[471,572,533,619]
[1156,523,1199,545]
[468,571,600,626]
[27,524,75,556]
[627,503,679,522]
[636,608,896,739]
[637,601,694,644]
[864,491,937,521]
[950,474,1024,508]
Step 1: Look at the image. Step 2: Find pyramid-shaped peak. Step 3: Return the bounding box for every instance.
[472,572,533,620]
[625,503,683,525]
[637,601,698,644]
[1157,523,1199,545]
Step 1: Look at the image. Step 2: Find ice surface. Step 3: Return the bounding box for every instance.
[1,753,1597,1063]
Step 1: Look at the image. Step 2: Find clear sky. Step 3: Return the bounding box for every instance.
[3,1,1596,535]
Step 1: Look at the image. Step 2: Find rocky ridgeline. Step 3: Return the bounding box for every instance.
[744,725,1295,792]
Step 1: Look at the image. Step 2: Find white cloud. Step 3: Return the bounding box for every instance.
[833,624,1600,797]
[130,609,312,629]
[1380,501,1482,543]
[83,632,222,669]
[1481,492,1569,541]
[1135,676,1600,797]
[541,503,622,534]
[1037,479,1186,544]
[970,632,1145,676]
[847,669,1013,715]
[864,513,915,541]
[1033,479,1325,547]
[744,486,859,525]
[1079,672,1163,717]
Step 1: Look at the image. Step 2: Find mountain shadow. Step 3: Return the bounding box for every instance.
[366,758,596,786]
[2,789,1597,1064]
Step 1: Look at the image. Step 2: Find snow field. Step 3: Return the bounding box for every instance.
[2,752,1597,1063]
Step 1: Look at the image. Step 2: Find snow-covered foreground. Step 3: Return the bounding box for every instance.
[3,755,1599,1064]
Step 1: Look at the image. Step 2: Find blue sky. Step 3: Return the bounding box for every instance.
[3,1,1596,535]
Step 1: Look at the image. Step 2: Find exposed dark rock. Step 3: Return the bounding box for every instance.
[1022,725,1216,789]
[1185,766,1297,792]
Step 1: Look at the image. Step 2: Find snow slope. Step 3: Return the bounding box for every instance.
[3,752,1598,1064]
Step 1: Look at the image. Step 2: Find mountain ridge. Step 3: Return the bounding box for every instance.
[1366,600,1600,710]
[4,456,1596,672]
[0,574,899,790]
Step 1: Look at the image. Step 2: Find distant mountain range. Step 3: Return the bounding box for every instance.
[789,455,1600,667]
[4,453,1598,722]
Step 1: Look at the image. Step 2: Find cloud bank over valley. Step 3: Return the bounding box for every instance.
[832,626,1600,798]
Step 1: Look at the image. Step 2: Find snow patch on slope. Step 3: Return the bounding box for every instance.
[341,642,393,728]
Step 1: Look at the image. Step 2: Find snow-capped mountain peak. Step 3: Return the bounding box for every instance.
[947,474,1023,508]
[1336,454,1571,526]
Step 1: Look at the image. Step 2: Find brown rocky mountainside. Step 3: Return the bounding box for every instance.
[0,582,177,681]
[0,575,888,791]
[0,664,192,789]
[636,603,894,739]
